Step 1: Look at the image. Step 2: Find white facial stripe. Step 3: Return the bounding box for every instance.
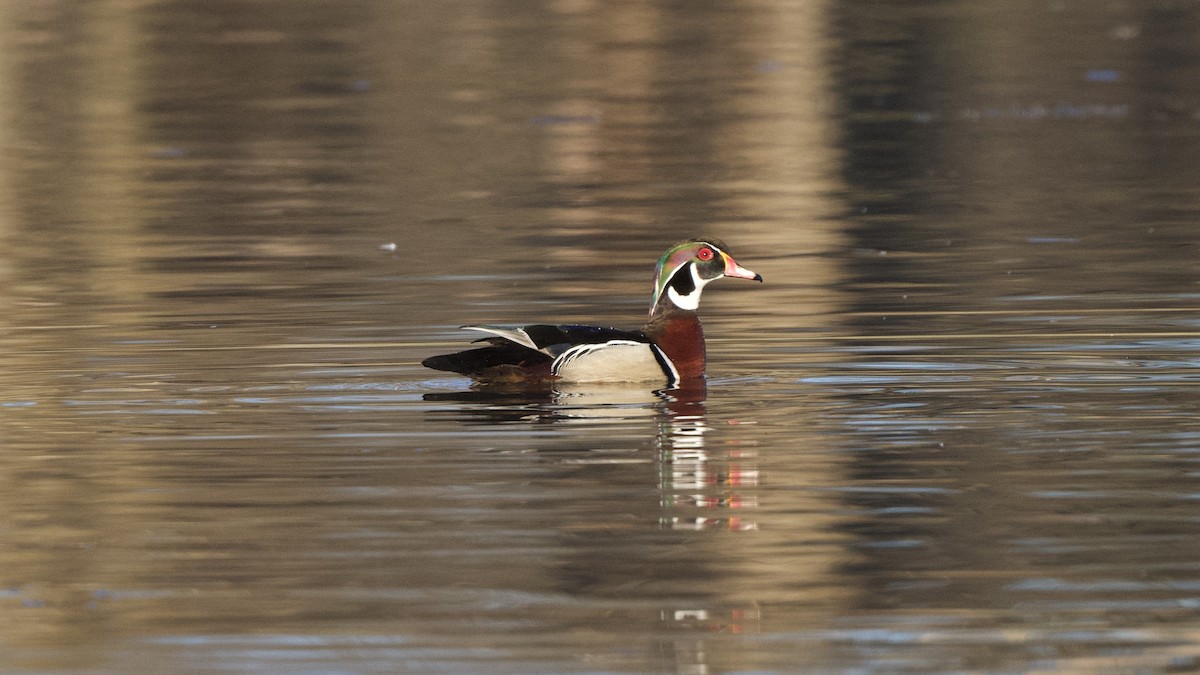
[665,263,714,311]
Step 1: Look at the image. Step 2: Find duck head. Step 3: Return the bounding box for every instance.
[650,238,762,317]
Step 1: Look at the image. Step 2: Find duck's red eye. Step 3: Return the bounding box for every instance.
[697,247,715,261]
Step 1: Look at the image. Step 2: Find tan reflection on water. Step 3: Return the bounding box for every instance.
[4,0,1200,673]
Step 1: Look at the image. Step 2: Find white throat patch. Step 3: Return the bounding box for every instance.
[665,263,713,311]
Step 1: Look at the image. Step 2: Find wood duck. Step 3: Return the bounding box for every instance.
[422,238,762,386]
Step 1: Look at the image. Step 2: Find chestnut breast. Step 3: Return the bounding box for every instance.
[644,312,706,381]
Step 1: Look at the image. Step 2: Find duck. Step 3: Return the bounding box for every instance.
[422,238,762,386]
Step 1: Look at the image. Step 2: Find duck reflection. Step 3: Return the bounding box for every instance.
[425,379,764,664]
[424,380,758,533]
[422,381,664,420]
[421,379,683,420]
[656,384,760,533]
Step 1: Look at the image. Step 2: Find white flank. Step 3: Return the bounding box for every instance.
[552,340,673,383]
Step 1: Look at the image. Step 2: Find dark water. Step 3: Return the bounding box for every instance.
[4,2,1200,673]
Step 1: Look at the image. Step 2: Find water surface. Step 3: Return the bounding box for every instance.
[3,1,1200,673]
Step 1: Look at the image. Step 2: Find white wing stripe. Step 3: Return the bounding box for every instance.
[650,344,680,387]
[461,325,542,352]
